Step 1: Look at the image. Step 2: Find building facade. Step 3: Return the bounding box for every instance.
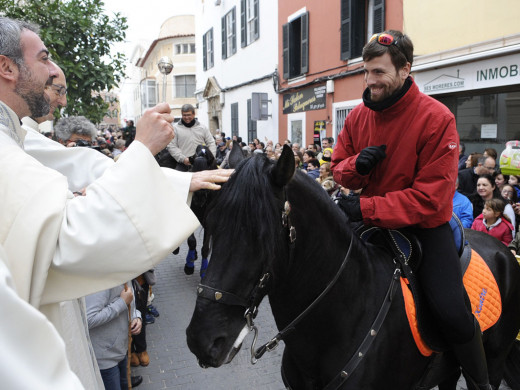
[277,0,402,148]
[195,0,279,141]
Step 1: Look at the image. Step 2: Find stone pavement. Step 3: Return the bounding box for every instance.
[130,229,511,390]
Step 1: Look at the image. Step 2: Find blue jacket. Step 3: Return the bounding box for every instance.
[453,190,474,228]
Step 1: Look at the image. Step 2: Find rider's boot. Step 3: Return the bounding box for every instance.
[184,249,198,275]
[452,318,493,390]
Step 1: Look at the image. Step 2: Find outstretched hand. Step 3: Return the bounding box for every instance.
[190,169,234,192]
[135,103,175,156]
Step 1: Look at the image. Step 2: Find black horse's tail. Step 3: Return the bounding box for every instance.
[505,339,520,389]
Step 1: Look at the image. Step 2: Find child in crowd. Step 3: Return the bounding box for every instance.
[508,175,520,199]
[471,198,514,246]
[495,171,509,191]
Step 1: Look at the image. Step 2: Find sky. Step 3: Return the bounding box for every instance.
[103,0,197,58]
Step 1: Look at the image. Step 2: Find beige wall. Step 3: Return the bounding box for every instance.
[404,0,520,55]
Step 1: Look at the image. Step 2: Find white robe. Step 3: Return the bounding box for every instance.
[0,101,199,389]
[0,244,84,389]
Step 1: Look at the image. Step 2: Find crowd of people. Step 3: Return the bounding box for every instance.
[456,144,520,249]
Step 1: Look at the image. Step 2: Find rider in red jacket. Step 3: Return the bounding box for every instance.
[331,30,492,390]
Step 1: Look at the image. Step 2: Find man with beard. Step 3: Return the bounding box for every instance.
[166,103,216,171]
[331,30,492,390]
[0,17,231,389]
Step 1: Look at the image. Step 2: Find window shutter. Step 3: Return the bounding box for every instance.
[232,7,237,54]
[203,33,207,70]
[221,16,227,59]
[373,0,385,34]
[253,0,259,41]
[300,12,309,74]
[340,0,351,61]
[240,0,246,47]
[209,29,214,68]
[282,23,289,80]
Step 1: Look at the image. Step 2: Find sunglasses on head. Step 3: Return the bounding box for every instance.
[370,33,399,47]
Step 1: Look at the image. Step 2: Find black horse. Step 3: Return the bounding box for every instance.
[186,145,520,389]
[183,144,217,278]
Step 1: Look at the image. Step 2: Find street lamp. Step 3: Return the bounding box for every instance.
[157,56,173,102]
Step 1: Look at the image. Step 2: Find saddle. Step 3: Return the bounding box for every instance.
[359,214,502,356]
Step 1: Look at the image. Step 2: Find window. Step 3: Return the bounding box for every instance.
[175,44,182,55]
[231,103,239,138]
[340,0,385,60]
[141,79,157,109]
[335,107,356,141]
[174,75,196,98]
[190,43,195,53]
[222,7,237,59]
[282,12,309,79]
[247,99,257,142]
[240,0,259,48]
[203,28,214,70]
[291,120,302,146]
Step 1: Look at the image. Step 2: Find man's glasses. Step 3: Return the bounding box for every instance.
[49,84,67,96]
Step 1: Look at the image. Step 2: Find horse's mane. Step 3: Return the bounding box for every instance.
[206,154,352,275]
[205,155,286,264]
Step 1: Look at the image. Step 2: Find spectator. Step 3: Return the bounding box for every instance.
[508,230,520,255]
[495,170,509,191]
[508,174,520,199]
[320,147,334,165]
[321,137,334,150]
[483,148,498,161]
[306,158,320,179]
[458,142,467,171]
[316,162,338,197]
[166,104,216,172]
[86,282,142,390]
[471,198,513,246]
[215,141,228,166]
[122,120,136,147]
[265,145,275,160]
[458,156,496,196]
[55,116,97,147]
[453,178,473,228]
[464,152,482,171]
[112,139,126,159]
[469,174,515,235]
[291,142,301,153]
[302,150,315,170]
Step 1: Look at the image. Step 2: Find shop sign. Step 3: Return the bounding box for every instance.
[414,53,520,95]
[283,85,326,114]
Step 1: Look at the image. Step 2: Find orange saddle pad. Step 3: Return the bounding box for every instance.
[402,248,502,356]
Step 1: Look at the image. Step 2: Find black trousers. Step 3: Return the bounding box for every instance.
[412,223,475,344]
[132,281,149,353]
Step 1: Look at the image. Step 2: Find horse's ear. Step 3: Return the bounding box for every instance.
[272,144,295,187]
[228,141,245,168]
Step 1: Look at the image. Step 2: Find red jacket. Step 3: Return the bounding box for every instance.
[331,79,458,229]
[471,215,513,246]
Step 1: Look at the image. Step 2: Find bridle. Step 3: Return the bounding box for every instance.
[196,196,402,390]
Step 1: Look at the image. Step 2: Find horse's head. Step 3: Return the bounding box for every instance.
[186,145,296,367]
[191,144,217,172]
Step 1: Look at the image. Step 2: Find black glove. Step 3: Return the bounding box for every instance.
[335,194,363,222]
[355,145,386,175]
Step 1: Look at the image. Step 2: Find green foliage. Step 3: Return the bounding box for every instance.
[0,0,127,124]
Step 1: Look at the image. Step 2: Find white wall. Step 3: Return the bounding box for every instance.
[196,0,279,142]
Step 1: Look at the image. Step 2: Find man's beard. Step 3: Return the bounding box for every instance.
[14,65,51,118]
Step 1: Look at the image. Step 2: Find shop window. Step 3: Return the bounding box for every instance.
[282,12,309,80]
[340,0,385,61]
